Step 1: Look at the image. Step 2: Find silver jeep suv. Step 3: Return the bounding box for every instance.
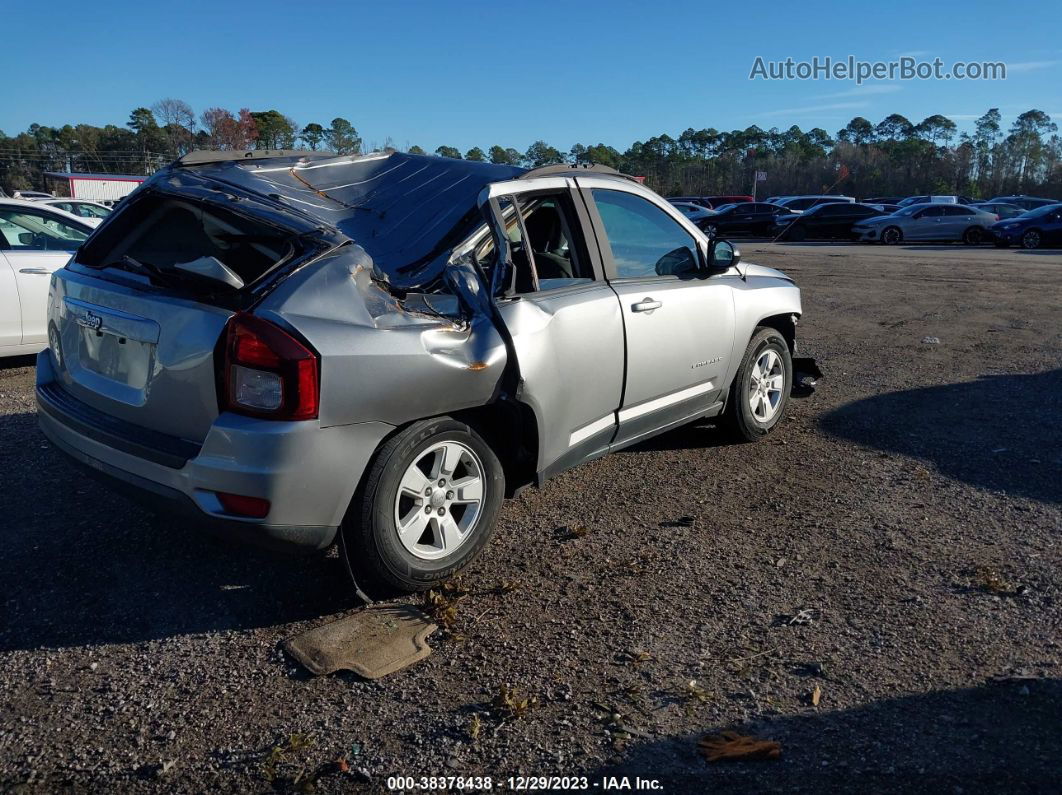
[36,151,816,595]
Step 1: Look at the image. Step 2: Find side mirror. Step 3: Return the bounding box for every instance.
[710,239,740,270]
[18,232,33,245]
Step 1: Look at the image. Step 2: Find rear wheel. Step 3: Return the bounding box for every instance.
[342,417,505,595]
[720,327,792,442]
[1021,229,1042,249]
[881,226,903,245]
[962,226,984,245]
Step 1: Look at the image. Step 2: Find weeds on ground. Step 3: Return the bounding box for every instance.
[492,684,537,719]
[422,579,469,630]
[975,565,1013,594]
[261,733,315,790]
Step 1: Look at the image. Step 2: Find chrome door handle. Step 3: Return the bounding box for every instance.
[631,298,662,313]
[19,267,51,275]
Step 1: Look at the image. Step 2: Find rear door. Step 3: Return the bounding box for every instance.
[0,206,89,344]
[0,252,21,347]
[909,205,944,239]
[939,205,973,238]
[579,182,736,447]
[483,179,626,476]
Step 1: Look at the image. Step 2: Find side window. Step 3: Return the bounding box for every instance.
[476,192,593,294]
[918,206,944,218]
[80,204,111,219]
[591,189,699,279]
[943,206,973,216]
[0,209,88,251]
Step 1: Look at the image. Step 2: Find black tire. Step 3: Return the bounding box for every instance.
[720,327,793,442]
[881,226,903,245]
[341,416,505,595]
[962,226,984,245]
[788,224,807,242]
[1021,229,1042,249]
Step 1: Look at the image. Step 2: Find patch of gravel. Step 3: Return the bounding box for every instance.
[1,243,1059,792]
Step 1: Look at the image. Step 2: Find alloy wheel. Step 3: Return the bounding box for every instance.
[393,441,485,561]
[748,349,785,423]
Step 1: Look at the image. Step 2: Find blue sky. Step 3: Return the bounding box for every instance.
[3,0,1060,153]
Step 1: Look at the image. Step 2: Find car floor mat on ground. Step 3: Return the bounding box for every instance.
[284,605,438,678]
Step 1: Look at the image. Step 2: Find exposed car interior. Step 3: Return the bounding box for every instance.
[478,193,594,293]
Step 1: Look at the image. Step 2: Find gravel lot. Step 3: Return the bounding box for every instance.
[1,242,1060,793]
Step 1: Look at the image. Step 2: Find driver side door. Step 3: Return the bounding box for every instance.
[908,205,944,240]
[579,183,737,447]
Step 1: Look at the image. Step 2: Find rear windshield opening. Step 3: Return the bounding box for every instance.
[79,195,292,287]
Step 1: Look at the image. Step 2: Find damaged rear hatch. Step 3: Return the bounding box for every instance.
[46,151,524,444]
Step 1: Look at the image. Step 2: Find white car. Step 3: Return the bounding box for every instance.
[0,199,93,357]
[40,199,112,227]
[669,201,718,224]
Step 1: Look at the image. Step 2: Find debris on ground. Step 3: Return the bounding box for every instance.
[699,731,782,762]
[921,336,941,344]
[787,608,822,625]
[492,684,537,719]
[810,685,822,706]
[284,606,437,678]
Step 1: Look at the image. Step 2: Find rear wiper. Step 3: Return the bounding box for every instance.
[104,255,175,285]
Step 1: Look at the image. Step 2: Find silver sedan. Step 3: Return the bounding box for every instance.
[853,203,999,244]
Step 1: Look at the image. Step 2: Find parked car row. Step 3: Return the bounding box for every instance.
[665,191,1061,247]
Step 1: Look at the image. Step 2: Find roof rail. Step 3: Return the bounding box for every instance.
[177,149,334,166]
[518,162,639,182]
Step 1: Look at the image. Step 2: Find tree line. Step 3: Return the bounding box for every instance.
[1,99,1059,200]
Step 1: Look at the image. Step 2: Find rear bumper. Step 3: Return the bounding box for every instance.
[36,352,395,553]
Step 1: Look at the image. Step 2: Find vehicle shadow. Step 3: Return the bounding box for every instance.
[583,679,1062,792]
[620,419,733,453]
[819,370,1061,504]
[0,354,37,371]
[0,411,355,653]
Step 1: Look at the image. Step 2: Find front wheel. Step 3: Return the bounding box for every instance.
[881,226,903,245]
[342,417,505,595]
[1021,229,1042,249]
[720,327,793,442]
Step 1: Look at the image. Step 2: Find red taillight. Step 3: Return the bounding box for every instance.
[220,313,319,420]
[216,492,271,518]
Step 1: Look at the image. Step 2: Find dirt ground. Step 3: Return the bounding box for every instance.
[1,242,1060,793]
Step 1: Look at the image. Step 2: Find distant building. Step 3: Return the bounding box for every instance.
[43,172,147,203]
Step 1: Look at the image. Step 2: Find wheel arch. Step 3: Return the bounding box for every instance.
[755,312,798,354]
[449,398,540,498]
